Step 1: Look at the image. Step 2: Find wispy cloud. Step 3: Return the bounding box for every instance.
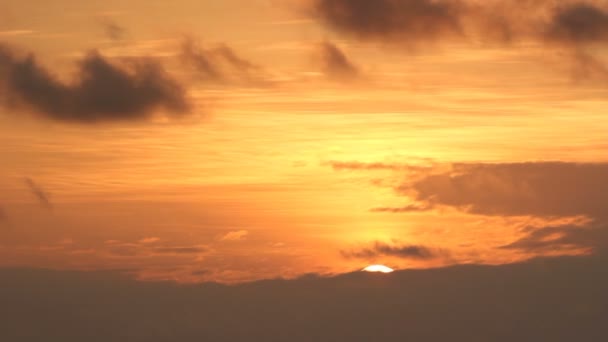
[220,230,249,241]
[179,37,271,87]
[342,241,442,260]
[317,41,360,81]
[24,178,52,209]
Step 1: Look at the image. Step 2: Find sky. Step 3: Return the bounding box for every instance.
[2,1,608,340]
[1,0,608,287]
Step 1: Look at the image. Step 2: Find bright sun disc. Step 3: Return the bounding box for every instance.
[363,265,394,273]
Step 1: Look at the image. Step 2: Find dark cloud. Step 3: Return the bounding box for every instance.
[408,162,608,219]
[545,3,608,45]
[0,44,190,123]
[24,178,52,209]
[312,0,464,46]
[342,241,440,260]
[318,41,359,81]
[399,162,608,252]
[179,37,268,86]
[501,222,608,253]
[309,1,608,83]
[2,254,607,341]
[311,1,608,49]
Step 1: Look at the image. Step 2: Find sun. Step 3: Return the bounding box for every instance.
[362,265,394,273]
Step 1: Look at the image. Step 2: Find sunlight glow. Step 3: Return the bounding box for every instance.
[363,265,394,273]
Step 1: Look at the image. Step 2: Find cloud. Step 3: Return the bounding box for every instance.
[545,3,608,45]
[500,222,608,253]
[406,162,608,219]
[370,203,433,213]
[106,241,207,257]
[3,254,607,341]
[327,160,432,172]
[220,230,249,241]
[396,162,608,252]
[179,37,269,86]
[24,178,52,209]
[0,43,190,123]
[138,237,161,244]
[317,41,359,81]
[100,19,127,41]
[151,246,207,255]
[342,241,440,260]
[311,0,464,47]
[310,1,608,50]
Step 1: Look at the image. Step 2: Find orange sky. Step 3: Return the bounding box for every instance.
[1,0,608,283]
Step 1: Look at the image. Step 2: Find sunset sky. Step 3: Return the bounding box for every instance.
[1,0,607,286]
[2,1,608,341]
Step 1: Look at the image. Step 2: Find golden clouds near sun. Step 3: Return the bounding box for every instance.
[363,265,394,273]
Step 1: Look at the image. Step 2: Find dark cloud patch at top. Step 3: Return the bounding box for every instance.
[0,43,190,123]
[312,1,608,48]
[312,0,465,46]
[318,41,359,81]
[310,1,608,83]
[545,3,608,45]
[24,178,52,209]
[342,241,440,260]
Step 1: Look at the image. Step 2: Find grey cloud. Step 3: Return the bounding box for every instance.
[400,162,608,252]
[312,0,464,46]
[311,1,608,48]
[318,41,359,81]
[408,162,608,219]
[0,43,190,123]
[501,222,608,253]
[342,241,440,260]
[545,3,608,45]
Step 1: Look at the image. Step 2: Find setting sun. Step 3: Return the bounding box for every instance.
[363,265,395,273]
